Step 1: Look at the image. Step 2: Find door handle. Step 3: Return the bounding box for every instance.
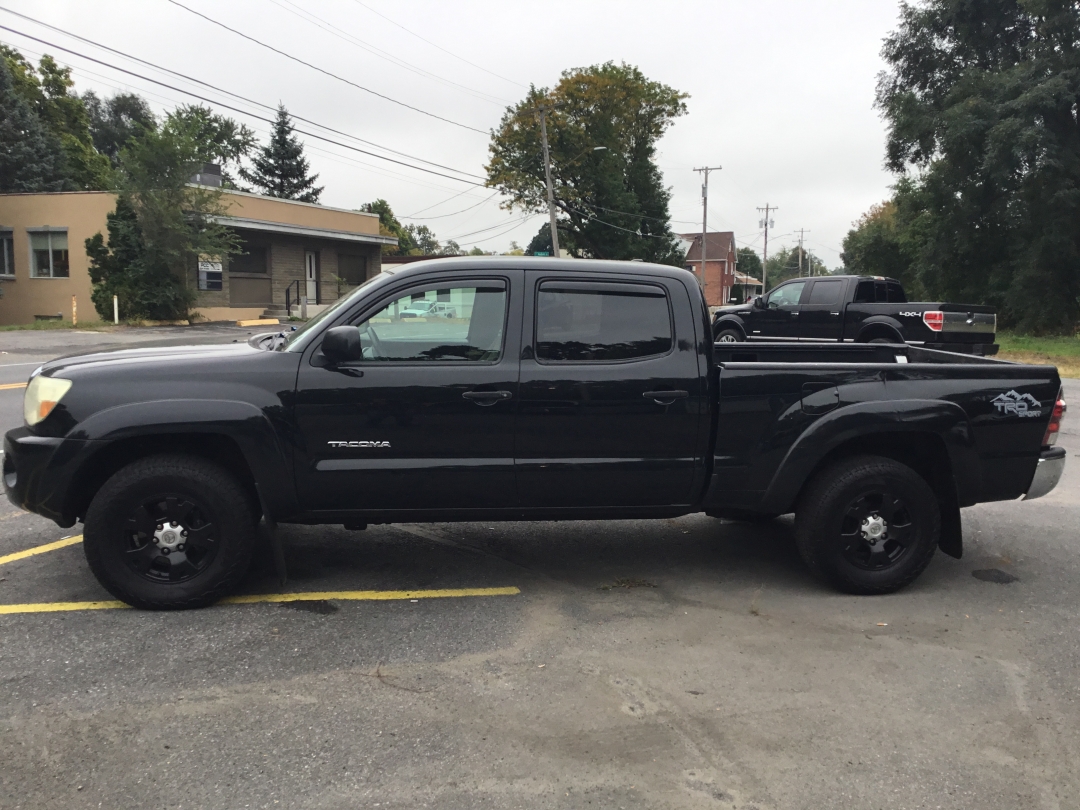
[643,390,689,403]
[462,390,512,406]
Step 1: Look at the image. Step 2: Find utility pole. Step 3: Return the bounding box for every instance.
[795,228,810,276]
[537,105,560,257]
[757,203,777,292]
[693,166,722,292]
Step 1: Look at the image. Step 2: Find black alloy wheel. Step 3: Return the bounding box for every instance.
[795,455,940,594]
[124,495,220,583]
[838,491,913,571]
[84,454,257,609]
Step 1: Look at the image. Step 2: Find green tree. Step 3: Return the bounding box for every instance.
[83,91,156,162]
[0,57,65,192]
[0,48,110,190]
[164,104,255,188]
[486,62,688,264]
[876,0,1080,333]
[736,246,762,280]
[86,127,240,321]
[241,104,322,203]
[402,224,440,255]
[841,201,920,292]
[361,198,413,254]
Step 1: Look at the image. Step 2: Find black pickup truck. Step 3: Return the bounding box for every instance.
[713,275,998,355]
[4,258,1065,609]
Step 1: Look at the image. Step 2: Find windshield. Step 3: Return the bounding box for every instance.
[280,272,389,351]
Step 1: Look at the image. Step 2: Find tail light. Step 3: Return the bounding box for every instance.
[1043,387,1066,447]
[923,311,944,332]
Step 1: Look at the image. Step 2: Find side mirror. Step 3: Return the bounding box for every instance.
[752,296,764,309]
[321,326,363,364]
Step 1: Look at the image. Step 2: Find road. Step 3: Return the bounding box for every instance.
[1,330,1077,809]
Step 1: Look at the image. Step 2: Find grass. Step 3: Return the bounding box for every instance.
[996,331,1080,378]
[0,319,112,332]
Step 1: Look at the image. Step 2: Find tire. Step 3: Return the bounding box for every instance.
[83,454,258,610]
[714,327,744,343]
[794,455,939,594]
[868,337,894,344]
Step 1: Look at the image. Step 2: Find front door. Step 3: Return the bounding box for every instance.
[516,274,703,508]
[754,279,807,339]
[294,272,521,513]
[305,251,318,303]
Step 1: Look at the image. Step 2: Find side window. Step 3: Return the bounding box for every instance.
[765,281,807,308]
[29,230,69,278]
[0,231,13,277]
[886,281,906,303]
[854,280,876,303]
[807,279,842,306]
[354,281,507,362]
[536,281,672,362]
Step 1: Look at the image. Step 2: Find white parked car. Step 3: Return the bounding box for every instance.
[398,301,457,319]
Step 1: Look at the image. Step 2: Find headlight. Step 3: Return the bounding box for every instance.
[24,376,73,426]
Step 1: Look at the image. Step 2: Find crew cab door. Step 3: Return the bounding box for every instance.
[799,278,846,340]
[293,271,521,512]
[754,280,807,340]
[515,274,703,507]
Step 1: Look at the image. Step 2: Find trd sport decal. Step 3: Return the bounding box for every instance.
[327,441,391,448]
[991,391,1042,418]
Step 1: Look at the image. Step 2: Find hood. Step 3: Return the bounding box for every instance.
[40,341,261,376]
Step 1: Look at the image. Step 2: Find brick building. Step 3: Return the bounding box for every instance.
[0,182,396,325]
[681,231,738,307]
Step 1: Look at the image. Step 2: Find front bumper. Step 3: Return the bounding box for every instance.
[3,427,95,527]
[1023,446,1066,501]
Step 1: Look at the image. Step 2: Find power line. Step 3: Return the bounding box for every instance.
[265,0,507,106]
[446,215,534,241]
[165,0,488,135]
[0,7,486,180]
[403,192,501,220]
[350,0,527,90]
[0,23,488,188]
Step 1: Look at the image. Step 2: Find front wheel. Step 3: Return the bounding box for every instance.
[714,327,744,343]
[794,455,939,594]
[83,454,258,610]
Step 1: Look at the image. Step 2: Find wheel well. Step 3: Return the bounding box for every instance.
[857,323,903,343]
[713,320,745,339]
[66,434,260,524]
[792,431,963,558]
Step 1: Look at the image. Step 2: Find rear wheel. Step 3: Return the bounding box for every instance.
[83,454,257,610]
[795,455,939,594]
[714,327,743,343]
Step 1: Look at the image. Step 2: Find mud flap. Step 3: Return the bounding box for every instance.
[938,500,963,559]
[255,484,287,586]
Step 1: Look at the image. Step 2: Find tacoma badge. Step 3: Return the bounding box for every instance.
[327,441,391,448]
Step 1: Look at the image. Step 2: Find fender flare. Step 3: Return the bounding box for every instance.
[712,316,746,339]
[760,399,977,556]
[71,398,297,519]
[855,316,905,343]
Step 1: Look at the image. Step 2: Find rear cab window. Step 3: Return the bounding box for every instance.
[535,280,673,362]
[807,279,843,306]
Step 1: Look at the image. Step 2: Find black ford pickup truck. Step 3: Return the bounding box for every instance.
[713,274,998,355]
[4,258,1065,609]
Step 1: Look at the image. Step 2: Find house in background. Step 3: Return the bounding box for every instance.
[0,169,396,325]
[680,231,738,307]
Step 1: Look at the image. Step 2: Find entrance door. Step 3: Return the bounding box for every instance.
[293,272,521,513]
[305,251,318,303]
[516,274,703,508]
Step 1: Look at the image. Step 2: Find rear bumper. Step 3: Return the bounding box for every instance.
[932,342,999,356]
[1023,447,1066,501]
[3,427,95,527]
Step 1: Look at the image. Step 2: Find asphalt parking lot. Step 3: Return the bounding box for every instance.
[1,330,1078,810]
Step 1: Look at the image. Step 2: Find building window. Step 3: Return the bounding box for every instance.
[337,253,367,286]
[29,230,69,278]
[0,232,13,277]
[230,244,268,274]
[198,256,223,291]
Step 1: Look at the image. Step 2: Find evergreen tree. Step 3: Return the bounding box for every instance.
[241,104,322,203]
[0,58,65,192]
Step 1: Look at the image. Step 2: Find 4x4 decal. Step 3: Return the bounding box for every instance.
[991,390,1042,418]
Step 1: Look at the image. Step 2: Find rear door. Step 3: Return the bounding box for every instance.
[516,273,703,508]
[799,278,846,340]
[754,280,808,339]
[293,270,522,512]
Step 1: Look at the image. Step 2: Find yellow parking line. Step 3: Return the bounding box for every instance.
[0,382,28,390]
[0,586,520,615]
[0,535,83,567]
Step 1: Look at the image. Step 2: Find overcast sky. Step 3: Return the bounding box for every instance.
[3,0,905,268]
